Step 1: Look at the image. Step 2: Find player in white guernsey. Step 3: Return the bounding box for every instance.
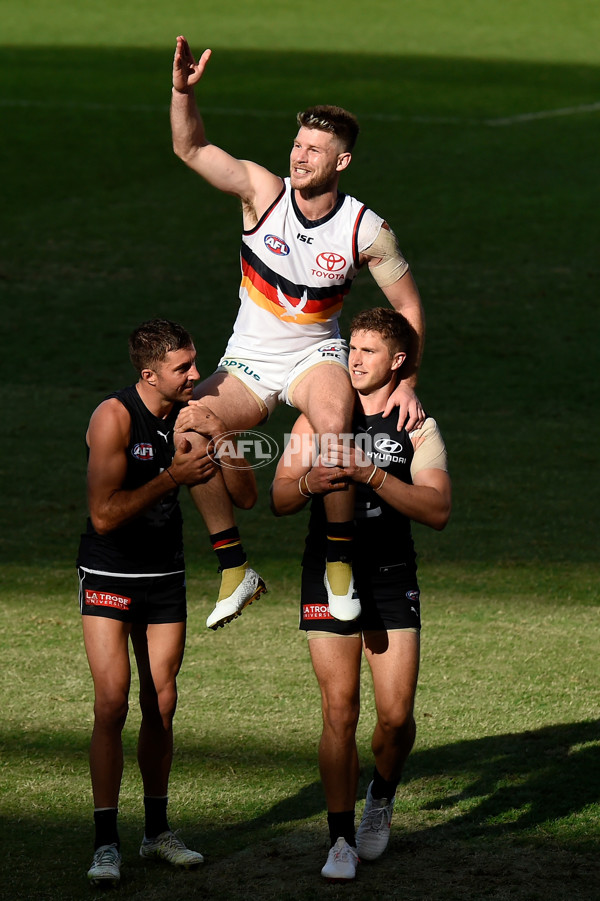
[170,36,426,630]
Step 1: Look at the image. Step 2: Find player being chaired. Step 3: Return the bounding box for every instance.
[170,36,426,629]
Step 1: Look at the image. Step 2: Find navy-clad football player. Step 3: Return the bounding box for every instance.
[78,319,256,886]
[271,308,451,882]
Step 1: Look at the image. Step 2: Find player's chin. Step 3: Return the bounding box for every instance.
[291,171,312,189]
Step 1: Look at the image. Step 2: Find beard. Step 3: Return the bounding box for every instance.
[289,165,338,197]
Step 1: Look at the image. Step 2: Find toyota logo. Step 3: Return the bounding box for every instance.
[316,252,346,272]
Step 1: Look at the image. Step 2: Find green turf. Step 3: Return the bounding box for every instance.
[1,1,599,899]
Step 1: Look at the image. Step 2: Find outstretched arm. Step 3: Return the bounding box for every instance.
[170,35,282,216]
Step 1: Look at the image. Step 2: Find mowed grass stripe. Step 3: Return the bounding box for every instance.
[2,96,600,126]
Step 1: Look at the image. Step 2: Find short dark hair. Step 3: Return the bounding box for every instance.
[296,105,359,152]
[349,307,412,355]
[128,318,194,373]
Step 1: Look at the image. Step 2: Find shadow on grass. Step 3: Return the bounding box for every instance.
[406,718,600,841]
[2,719,598,840]
[1,719,599,900]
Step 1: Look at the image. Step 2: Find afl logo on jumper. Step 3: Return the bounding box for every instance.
[316,251,346,272]
[132,443,154,461]
[265,234,290,255]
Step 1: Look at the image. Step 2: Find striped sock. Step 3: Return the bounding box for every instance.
[325,521,354,564]
[210,527,247,571]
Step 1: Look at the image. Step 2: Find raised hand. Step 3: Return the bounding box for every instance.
[173,35,212,93]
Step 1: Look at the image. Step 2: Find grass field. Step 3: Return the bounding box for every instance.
[1,1,599,898]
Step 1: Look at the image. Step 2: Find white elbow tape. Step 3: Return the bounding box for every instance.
[366,226,409,287]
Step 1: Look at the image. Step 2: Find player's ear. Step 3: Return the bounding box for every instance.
[391,351,406,371]
[336,151,352,172]
[141,367,157,385]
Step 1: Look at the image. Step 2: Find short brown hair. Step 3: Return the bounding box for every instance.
[129,318,194,373]
[296,105,359,152]
[349,307,412,355]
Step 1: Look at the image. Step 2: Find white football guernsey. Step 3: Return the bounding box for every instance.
[229,178,385,357]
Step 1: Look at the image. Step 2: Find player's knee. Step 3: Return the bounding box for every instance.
[93,692,129,730]
[234,482,258,510]
[178,431,209,452]
[322,695,360,736]
[158,683,178,724]
[378,703,414,735]
[140,681,178,727]
[313,408,352,439]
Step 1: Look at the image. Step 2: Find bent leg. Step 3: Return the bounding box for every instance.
[293,365,357,608]
[188,371,264,532]
[363,630,420,782]
[132,621,186,797]
[308,635,362,812]
[185,372,267,616]
[291,363,355,524]
[82,616,132,808]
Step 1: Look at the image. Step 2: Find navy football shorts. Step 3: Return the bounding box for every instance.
[300,563,421,635]
[78,568,186,624]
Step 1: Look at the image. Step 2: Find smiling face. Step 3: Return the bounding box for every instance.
[289,126,350,194]
[143,345,200,405]
[348,330,405,395]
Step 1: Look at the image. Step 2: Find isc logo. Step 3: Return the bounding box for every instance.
[264,234,290,255]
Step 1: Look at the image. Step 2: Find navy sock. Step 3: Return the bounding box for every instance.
[93,808,119,850]
[371,767,399,801]
[144,795,170,839]
[327,810,355,848]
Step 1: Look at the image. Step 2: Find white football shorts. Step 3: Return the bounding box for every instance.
[217,338,349,417]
